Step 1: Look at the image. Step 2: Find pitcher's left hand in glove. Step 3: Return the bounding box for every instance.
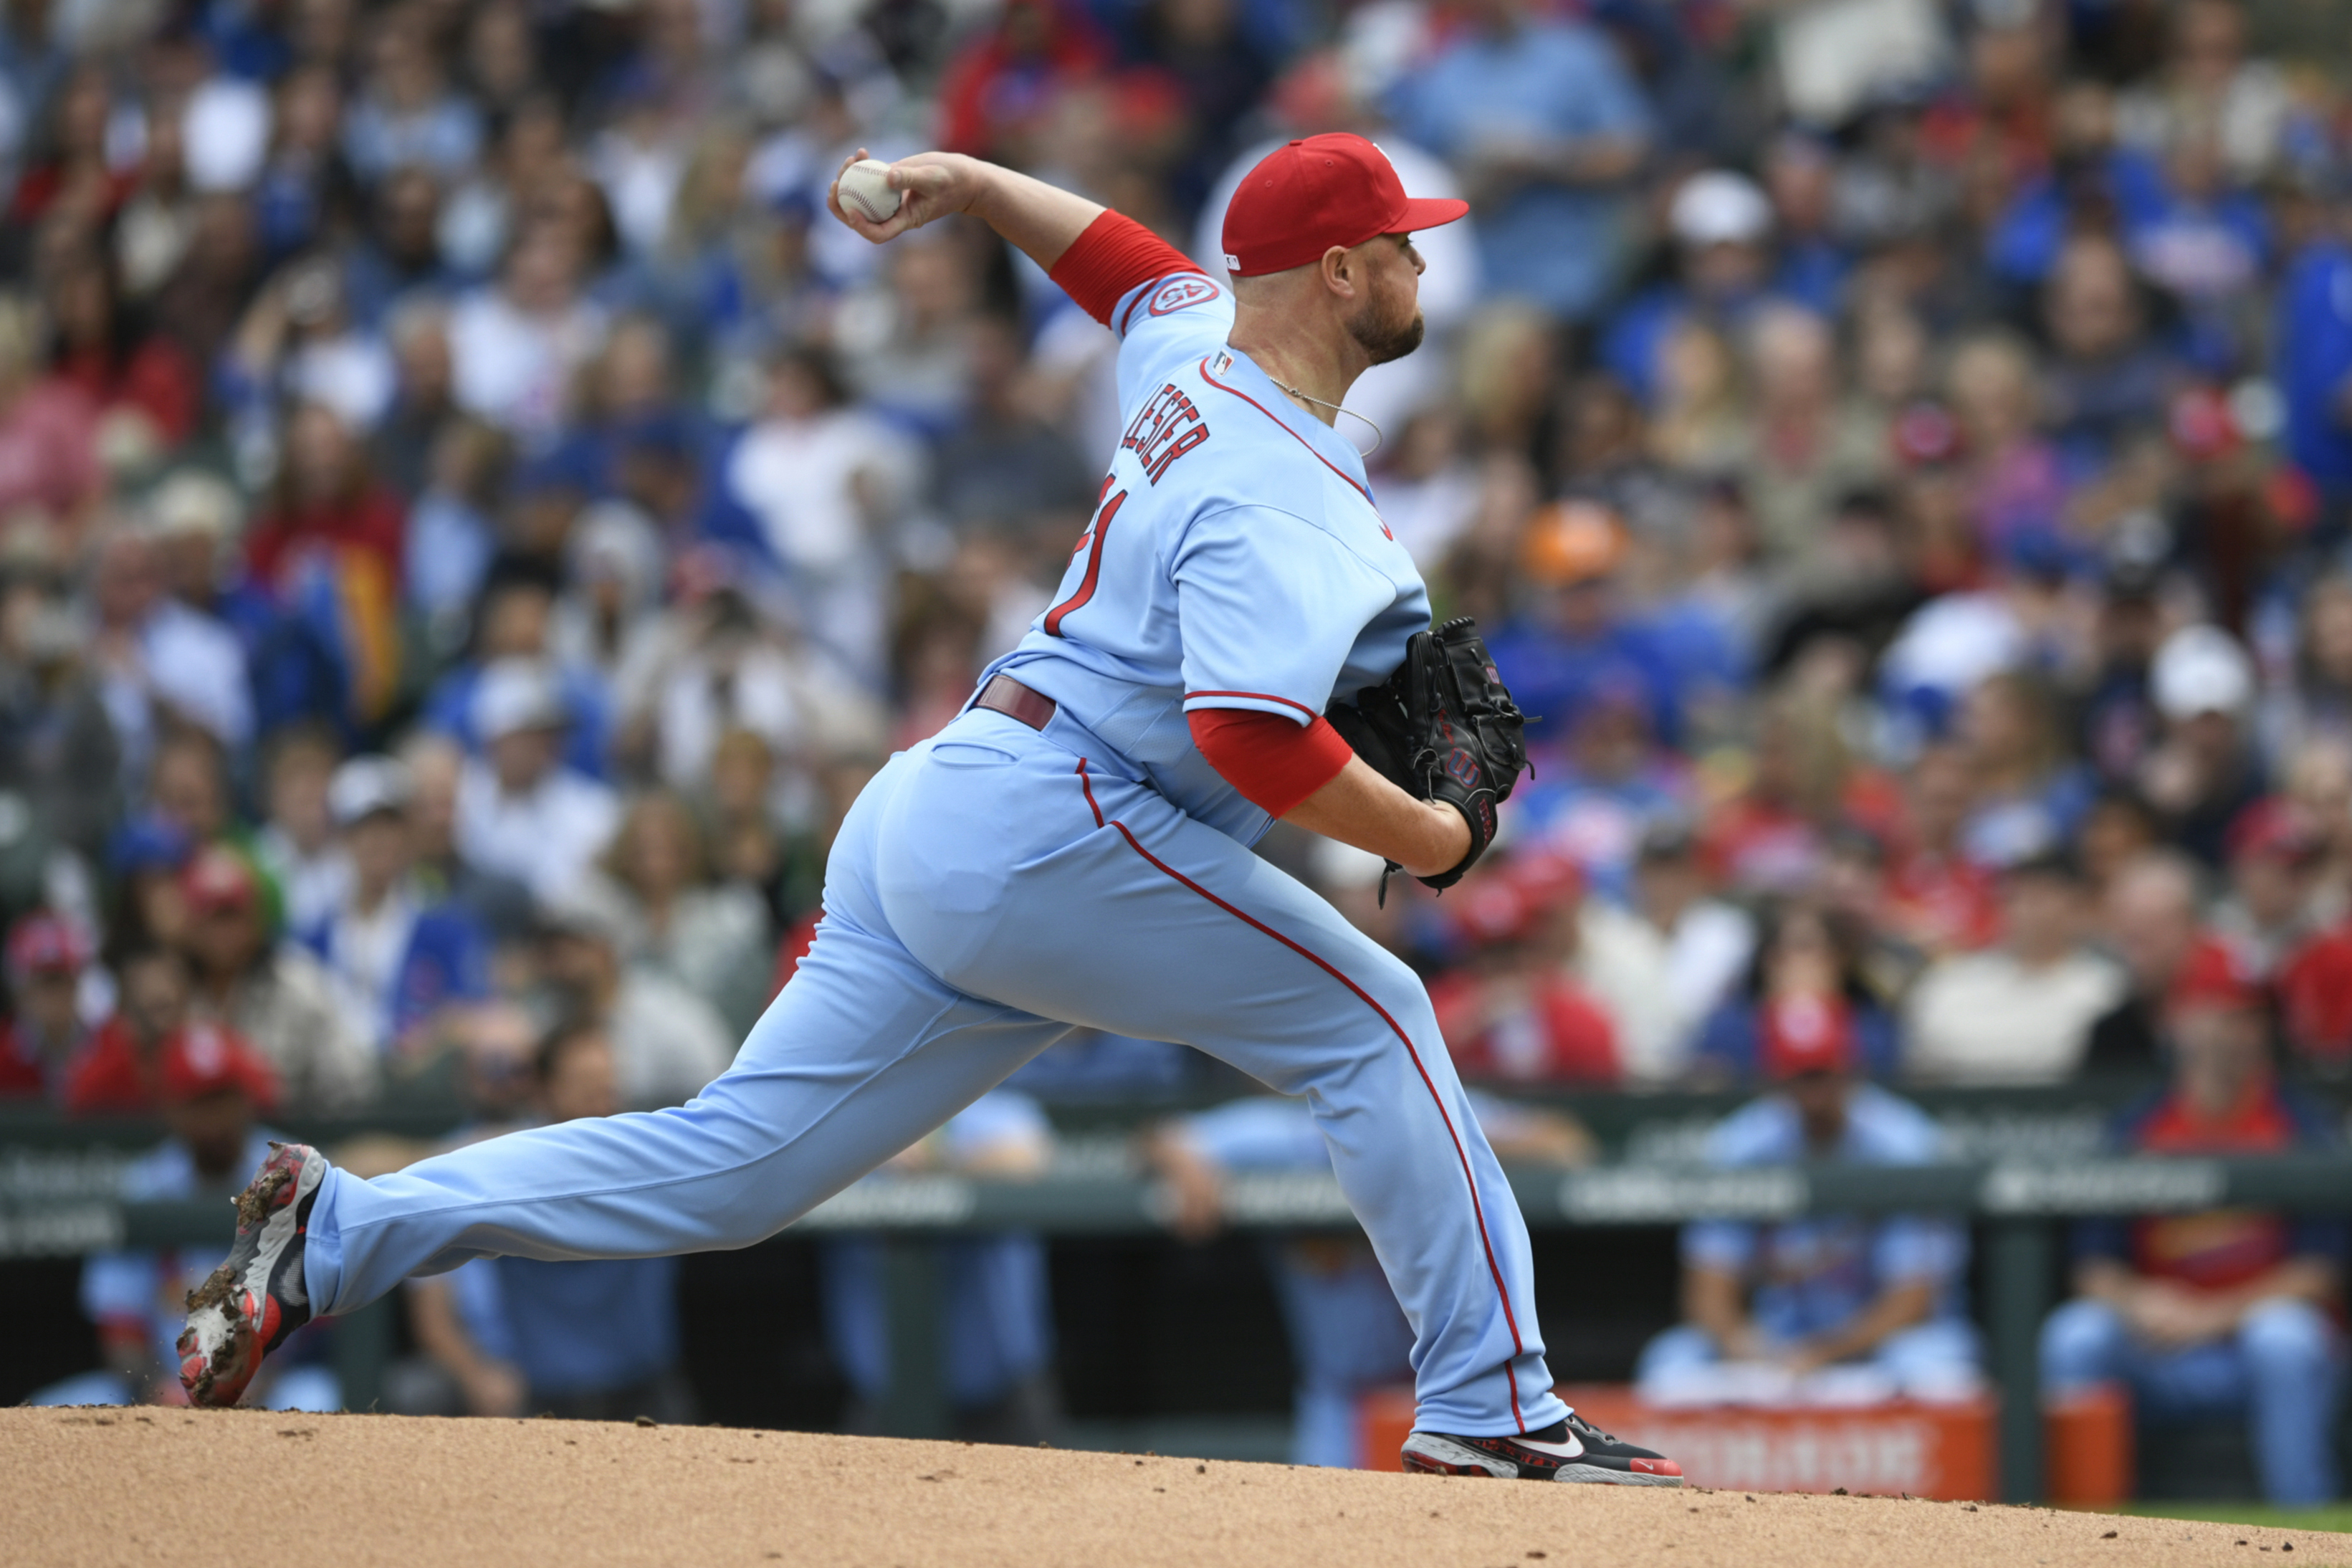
[1324,616,1529,892]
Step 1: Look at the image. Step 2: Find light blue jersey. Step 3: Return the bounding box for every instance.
[988,269,1431,842]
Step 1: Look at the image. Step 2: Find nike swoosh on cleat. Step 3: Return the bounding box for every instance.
[1513,1436,1585,1460]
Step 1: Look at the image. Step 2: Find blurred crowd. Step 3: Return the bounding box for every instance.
[2,0,2352,1121]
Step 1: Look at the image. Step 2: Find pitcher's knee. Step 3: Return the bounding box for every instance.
[2239,1297,2336,1374]
[1284,955,1445,1085]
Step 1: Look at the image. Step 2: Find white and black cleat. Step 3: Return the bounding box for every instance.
[177,1142,328,1407]
[1402,1412,1683,1485]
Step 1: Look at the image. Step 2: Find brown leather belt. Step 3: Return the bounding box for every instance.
[975,673,1058,732]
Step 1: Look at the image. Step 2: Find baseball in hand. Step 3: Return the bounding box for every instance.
[836,159,903,223]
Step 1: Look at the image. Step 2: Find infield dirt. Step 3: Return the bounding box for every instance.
[3,1405,2338,1567]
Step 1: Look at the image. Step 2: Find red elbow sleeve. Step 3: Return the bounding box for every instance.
[1188,708,1353,818]
[1048,211,1206,328]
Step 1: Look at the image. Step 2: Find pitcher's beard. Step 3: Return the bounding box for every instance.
[1350,305,1426,366]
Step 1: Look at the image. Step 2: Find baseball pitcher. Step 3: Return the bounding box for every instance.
[176,135,1681,1485]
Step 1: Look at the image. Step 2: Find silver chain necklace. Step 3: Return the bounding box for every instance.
[1275,382,1383,454]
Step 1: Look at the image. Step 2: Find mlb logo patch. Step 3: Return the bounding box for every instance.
[1149,276,1221,315]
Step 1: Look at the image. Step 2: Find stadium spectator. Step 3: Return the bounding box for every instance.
[43,241,201,446]
[1484,501,1679,752]
[0,555,120,864]
[2042,233,2180,475]
[302,755,490,1056]
[243,401,406,596]
[2276,190,2352,521]
[396,730,534,941]
[252,723,351,936]
[1956,670,2095,867]
[1602,169,1780,406]
[2116,0,2293,181]
[1903,851,2126,1084]
[1388,0,1652,322]
[1699,689,1900,898]
[608,573,884,795]
[448,219,606,443]
[453,659,619,903]
[1729,304,1888,564]
[2261,575,2352,779]
[1571,820,1754,1086]
[2041,937,2346,1505]
[344,4,484,186]
[2141,623,2267,867]
[177,843,376,1112]
[62,945,194,1117]
[1881,742,2001,957]
[1636,1007,1979,1402]
[2088,849,2221,1074]
[424,568,615,780]
[699,344,918,687]
[1428,854,1620,1086]
[88,527,252,765]
[0,912,92,1101]
[1690,900,1901,1086]
[0,294,101,531]
[532,882,730,1109]
[2209,798,2327,974]
[598,788,770,1040]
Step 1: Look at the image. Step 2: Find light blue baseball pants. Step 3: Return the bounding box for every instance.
[302,708,1567,1437]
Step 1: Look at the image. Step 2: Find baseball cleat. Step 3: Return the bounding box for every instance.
[1402,1411,1683,1485]
[177,1142,328,1407]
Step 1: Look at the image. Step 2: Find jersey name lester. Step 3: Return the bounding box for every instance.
[1119,381,1212,485]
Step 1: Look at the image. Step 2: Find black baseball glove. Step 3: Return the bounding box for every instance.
[1324,616,1529,897]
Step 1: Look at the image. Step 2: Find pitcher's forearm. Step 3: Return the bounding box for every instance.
[1282,755,1470,879]
[829,150,1101,272]
[963,163,1105,272]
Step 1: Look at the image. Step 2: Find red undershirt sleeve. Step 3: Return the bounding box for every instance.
[1188,708,1354,819]
[1048,211,1207,328]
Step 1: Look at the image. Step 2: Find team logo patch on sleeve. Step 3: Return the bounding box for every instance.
[1147,276,1220,315]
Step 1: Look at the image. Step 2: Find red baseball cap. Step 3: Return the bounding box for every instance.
[1760,993,1857,1079]
[1221,133,1468,277]
[2225,798,2319,866]
[2168,937,2266,1017]
[182,845,260,913]
[1455,853,1584,947]
[6,912,90,980]
[159,1023,278,1109]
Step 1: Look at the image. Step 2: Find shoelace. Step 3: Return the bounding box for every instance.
[1564,1412,1625,1448]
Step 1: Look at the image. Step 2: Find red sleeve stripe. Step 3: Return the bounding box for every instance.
[1187,708,1354,821]
[1049,211,1206,329]
[1185,689,1319,721]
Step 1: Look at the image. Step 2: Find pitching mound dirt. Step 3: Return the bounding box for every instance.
[2,1407,2336,1567]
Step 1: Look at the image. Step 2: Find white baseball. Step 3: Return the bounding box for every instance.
[837,159,903,224]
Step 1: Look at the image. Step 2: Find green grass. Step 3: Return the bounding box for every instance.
[2121,1501,2352,1534]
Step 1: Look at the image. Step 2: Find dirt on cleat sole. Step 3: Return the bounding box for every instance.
[183,1263,237,1316]
[232,1162,293,1228]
